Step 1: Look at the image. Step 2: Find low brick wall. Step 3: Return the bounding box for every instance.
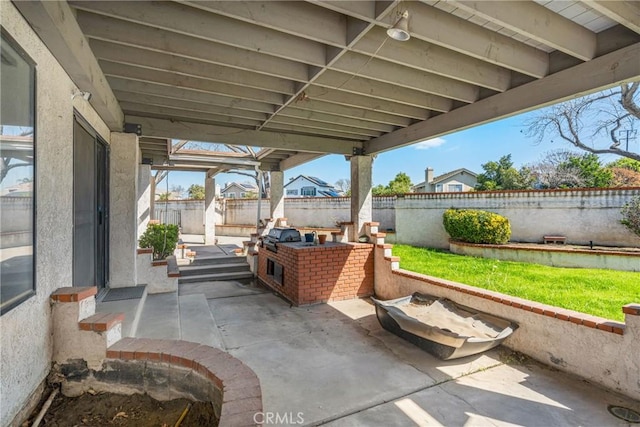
[450,241,640,272]
[60,338,263,427]
[374,243,640,401]
[258,242,374,305]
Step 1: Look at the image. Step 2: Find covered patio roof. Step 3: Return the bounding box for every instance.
[15,0,640,173]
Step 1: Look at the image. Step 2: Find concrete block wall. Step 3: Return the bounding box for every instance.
[396,188,640,249]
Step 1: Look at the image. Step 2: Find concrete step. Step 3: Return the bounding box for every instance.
[178,293,225,349]
[190,255,247,266]
[178,271,255,284]
[96,287,147,338]
[179,262,250,277]
[134,292,180,340]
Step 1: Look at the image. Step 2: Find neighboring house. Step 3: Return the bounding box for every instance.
[221,182,258,198]
[412,167,478,193]
[284,175,341,197]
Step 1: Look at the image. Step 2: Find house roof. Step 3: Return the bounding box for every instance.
[284,175,334,189]
[15,1,640,175]
[413,168,478,189]
[431,168,478,184]
[221,182,258,193]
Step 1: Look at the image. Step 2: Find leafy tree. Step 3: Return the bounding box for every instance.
[475,154,533,190]
[158,192,171,201]
[610,167,640,187]
[527,151,613,188]
[187,184,205,200]
[372,172,413,195]
[607,158,640,173]
[621,196,640,238]
[243,191,258,199]
[564,153,612,188]
[525,82,640,161]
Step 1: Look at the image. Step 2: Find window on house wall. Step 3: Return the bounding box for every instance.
[448,184,463,192]
[435,184,443,192]
[286,189,298,196]
[301,186,316,196]
[1,30,36,314]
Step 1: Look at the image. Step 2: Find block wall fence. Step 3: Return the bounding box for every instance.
[150,188,640,248]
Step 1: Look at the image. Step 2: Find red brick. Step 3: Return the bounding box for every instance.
[51,286,97,303]
[622,304,640,316]
[542,309,557,318]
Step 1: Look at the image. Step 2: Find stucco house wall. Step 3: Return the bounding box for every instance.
[395,188,640,249]
[0,3,111,425]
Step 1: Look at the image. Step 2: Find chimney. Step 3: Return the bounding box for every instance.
[426,168,434,183]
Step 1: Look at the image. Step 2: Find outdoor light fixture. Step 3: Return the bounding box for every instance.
[387,10,410,41]
[71,90,92,101]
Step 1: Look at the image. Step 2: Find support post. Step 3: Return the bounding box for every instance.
[109,132,138,287]
[270,171,285,227]
[204,173,216,244]
[137,164,151,238]
[350,155,373,241]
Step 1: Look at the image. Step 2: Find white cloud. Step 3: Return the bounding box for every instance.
[414,137,446,150]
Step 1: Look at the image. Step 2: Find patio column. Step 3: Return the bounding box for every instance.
[109,132,138,287]
[137,163,151,238]
[350,155,373,241]
[270,170,284,223]
[150,174,156,220]
[204,173,216,244]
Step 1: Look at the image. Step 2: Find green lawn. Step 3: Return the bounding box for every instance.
[392,245,640,321]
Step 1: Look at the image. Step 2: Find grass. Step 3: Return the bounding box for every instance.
[392,245,640,322]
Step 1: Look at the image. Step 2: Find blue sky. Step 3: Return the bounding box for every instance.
[160,109,628,192]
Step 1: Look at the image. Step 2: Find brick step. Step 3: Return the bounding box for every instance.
[79,312,125,332]
[179,262,250,277]
[178,271,254,284]
[190,255,247,266]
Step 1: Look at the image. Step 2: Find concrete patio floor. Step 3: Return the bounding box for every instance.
[103,236,640,426]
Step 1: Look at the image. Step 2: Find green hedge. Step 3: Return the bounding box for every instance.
[139,223,180,260]
[443,209,511,244]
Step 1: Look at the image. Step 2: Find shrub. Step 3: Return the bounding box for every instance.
[621,196,640,238]
[443,209,511,244]
[139,223,180,260]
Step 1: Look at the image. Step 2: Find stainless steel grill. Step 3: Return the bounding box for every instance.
[263,227,301,252]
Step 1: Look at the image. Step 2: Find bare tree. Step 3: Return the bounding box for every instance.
[334,178,351,194]
[526,150,585,189]
[525,82,640,161]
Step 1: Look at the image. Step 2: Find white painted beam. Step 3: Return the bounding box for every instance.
[113,91,269,122]
[581,1,640,35]
[314,71,457,111]
[332,53,479,102]
[268,116,382,138]
[277,107,396,133]
[279,152,326,171]
[262,122,372,140]
[90,39,295,95]
[100,62,284,105]
[404,2,549,78]
[353,27,511,91]
[120,102,263,128]
[184,1,347,46]
[108,78,275,114]
[71,1,326,65]
[368,43,640,154]
[302,87,431,119]
[13,1,123,130]
[77,11,308,82]
[287,99,414,126]
[452,0,597,61]
[128,116,362,155]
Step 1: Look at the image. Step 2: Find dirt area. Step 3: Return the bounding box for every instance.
[25,390,218,427]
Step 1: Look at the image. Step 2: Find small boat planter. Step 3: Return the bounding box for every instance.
[372,292,518,360]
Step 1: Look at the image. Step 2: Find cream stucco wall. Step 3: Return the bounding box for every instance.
[374,247,640,401]
[396,188,640,249]
[0,4,111,425]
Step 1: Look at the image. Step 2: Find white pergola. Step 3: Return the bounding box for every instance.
[14,0,640,236]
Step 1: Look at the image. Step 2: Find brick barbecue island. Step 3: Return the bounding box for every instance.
[257,241,374,306]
